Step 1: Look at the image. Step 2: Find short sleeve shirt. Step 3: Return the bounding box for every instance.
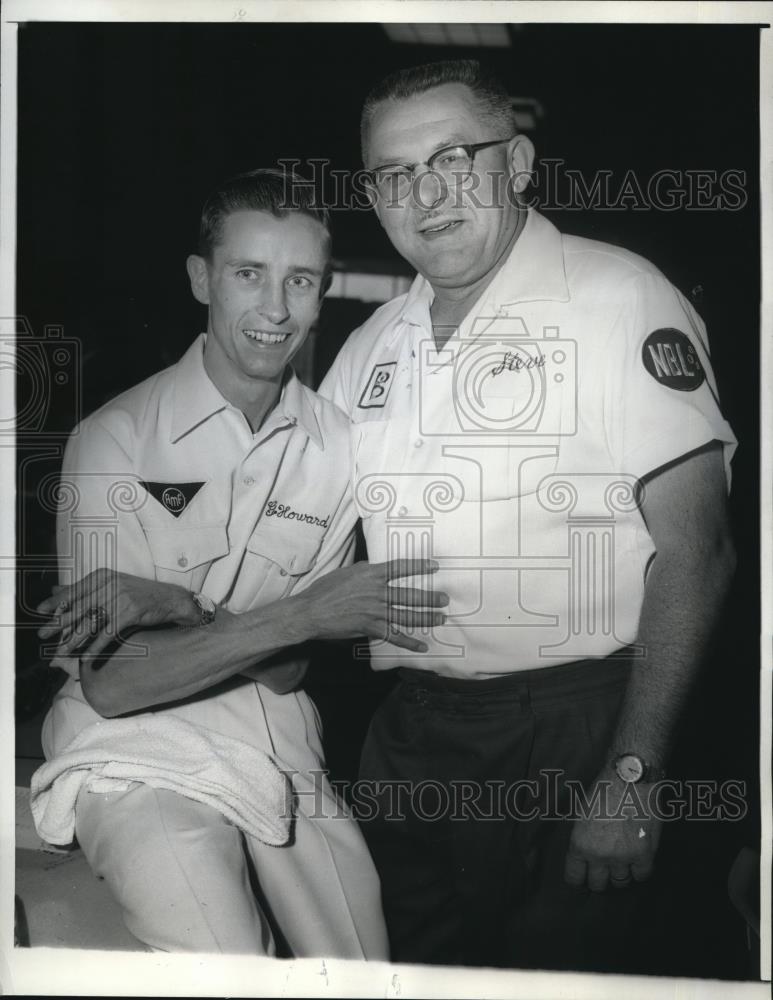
[320,211,736,678]
[46,335,356,754]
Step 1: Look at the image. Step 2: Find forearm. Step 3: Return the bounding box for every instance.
[565,444,735,889]
[81,593,315,717]
[607,531,736,768]
[67,556,443,715]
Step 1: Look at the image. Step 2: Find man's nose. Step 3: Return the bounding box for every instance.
[256,281,290,325]
[410,166,448,211]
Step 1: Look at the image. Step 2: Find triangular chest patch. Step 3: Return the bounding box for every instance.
[140,481,205,518]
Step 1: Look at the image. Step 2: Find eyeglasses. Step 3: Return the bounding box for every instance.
[368,138,514,201]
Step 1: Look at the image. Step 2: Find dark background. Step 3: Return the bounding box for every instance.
[15,21,762,979]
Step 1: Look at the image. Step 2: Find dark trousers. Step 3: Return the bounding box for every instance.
[358,656,655,970]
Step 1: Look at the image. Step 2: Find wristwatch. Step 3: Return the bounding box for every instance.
[612,752,666,784]
[191,592,217,627]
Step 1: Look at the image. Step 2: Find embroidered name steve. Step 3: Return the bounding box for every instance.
[264,500,330,528]
[491,350,546,377]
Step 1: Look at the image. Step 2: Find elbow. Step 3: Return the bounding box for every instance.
[259,659,308,695]
[688,526,737,610]
[651,523,736,600]
[278,660,308,692]
[713,526,737,592]
[80,665,130,718]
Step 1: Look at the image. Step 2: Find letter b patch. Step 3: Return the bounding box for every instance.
[358,362,397,409]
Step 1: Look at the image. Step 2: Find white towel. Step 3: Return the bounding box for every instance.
[30,715,292,847]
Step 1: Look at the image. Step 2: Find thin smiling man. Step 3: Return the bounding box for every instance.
[33,168,445,957]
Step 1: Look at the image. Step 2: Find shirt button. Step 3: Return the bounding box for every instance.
[177,556,188,568]
[398,506,408,517]
[279,569,288,577]
[243,476,255,486]
[414,439,423,448]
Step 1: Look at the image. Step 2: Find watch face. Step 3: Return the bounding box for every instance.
[616,754,645,782]
[193,593,216,622]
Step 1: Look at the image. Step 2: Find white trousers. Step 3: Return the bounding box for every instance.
[48,683,388,958]
[75,780,387,957]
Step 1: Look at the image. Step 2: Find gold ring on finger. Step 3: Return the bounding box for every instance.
[87,606,109,632]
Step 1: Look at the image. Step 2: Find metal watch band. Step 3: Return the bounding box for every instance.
[191,592,216,627]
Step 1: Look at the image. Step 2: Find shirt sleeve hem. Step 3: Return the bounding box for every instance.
[620,416,737,491]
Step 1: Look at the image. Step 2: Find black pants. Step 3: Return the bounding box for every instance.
[358,656,655,970]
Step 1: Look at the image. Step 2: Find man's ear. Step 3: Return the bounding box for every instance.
[506,134,536,199]
[186,254,210,305]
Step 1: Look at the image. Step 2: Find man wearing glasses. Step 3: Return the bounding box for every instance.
[320,59,737,970]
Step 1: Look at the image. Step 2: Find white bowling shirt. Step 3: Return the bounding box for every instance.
[320,210,737,678]
[45,334,356,754]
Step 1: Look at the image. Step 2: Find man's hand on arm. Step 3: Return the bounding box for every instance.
[564,442,736,891]
[37,568,200,660]
[238,558,449,691]
[38,559,447,718]
[38,571,313,694]
[292,558,448,651]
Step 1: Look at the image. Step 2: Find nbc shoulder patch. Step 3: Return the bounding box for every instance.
[642,328,705,391]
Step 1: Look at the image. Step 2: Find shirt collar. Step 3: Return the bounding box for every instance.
[484,209,570,309]
[170,334,323,449]
[170,334,229,442]
[394,274,434,343]
[393,209,569,345]
[274,370,324,450]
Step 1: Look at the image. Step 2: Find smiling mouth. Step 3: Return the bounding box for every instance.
[243,329,291,345]
[419,220,462,236]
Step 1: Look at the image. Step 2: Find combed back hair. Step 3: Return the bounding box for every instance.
[360,59,518,160]
[198,167,331,261]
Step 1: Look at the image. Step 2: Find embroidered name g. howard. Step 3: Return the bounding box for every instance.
[265,500,329,528]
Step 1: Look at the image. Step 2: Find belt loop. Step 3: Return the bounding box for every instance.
[518,685,531,712]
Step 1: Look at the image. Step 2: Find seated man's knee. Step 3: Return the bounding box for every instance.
[74,784,273,953]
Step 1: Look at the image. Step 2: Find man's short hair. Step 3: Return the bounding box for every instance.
[360,59,517,159]
[198,167,331,262]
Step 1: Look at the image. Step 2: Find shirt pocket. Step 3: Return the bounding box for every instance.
[242,526,324,605]
[354,418,392,469]
[144,523,230,590]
